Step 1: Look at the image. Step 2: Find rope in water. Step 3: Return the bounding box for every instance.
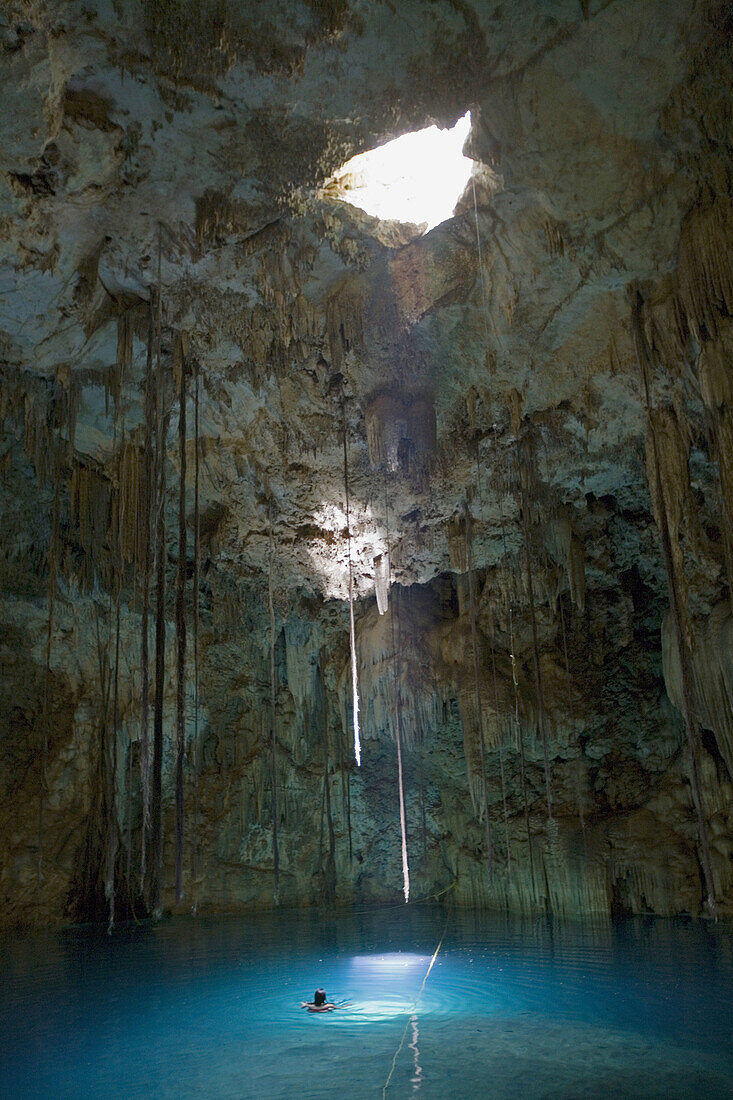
[381,903,452,1097]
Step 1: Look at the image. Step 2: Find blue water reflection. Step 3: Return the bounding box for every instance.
[2,907,732,1098]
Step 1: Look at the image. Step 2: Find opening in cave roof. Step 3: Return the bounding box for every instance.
[327,112,473,232]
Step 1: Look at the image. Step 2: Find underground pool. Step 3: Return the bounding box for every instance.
[2,905,732,1098]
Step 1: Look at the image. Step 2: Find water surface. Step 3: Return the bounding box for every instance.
[2,906,732,1098]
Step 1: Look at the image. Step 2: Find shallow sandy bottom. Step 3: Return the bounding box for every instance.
[228,1016,733,1100]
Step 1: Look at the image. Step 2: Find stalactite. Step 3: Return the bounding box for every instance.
[365,390,436,477]
[174,334,187,905]
[464,505,493,885]
[116,311,133,374]
[69,462,113,590]
[326,283,365,374]
[514,427,553,826]
[115,443,144,567]
[630,286,717,918]
[284,617,319,748]
[697,335,733,609]
[350,598,441,752]
[191,355,201,912]
[674,192,733,346]
[643,404,701,632]
[662,602,733,781]
[114,311,133,449]
[342,399,361,765]
[106,592,121,932]
[545,511,586,613]
[374,552,390,615]
[139,301,154,884]
[150,241,167,917]
[268,505,280,902]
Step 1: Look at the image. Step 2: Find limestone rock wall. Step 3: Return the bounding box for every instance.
[0,0,731,927]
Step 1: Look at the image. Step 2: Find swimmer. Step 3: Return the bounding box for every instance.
[300,989,338,1013]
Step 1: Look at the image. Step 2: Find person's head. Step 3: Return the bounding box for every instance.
[314,989,326,1007]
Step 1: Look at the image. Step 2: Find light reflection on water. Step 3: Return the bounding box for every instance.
[2,906,732,1099]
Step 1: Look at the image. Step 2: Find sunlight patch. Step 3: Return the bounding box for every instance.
[328,112,472,232]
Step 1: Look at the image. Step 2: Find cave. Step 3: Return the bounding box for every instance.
[1,1,732,1096]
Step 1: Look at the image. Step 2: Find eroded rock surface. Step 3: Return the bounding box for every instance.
[1,0,731,927]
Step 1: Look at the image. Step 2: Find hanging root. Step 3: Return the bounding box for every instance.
[192,357,201,912]
[385,494,410,902]
[464,503,493,886]
[37,438,62,916]
[268,504,280,903]
[336,696,353,862]
[319,739,337,905]
[499,456,536,902]
[106,593,121,933]
[150,237,167,917]
[342,710,353,862]
[515,434,554,825]
[395,710,410,903]
[139,300,154,887]
[342,399,361,765]
[174,334,187,905]
[487,599,511,874]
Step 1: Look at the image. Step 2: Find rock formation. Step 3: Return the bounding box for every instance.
[0,0,731,927]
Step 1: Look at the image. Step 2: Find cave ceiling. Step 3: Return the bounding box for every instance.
[2,0,726,598]
[1,0,732,923]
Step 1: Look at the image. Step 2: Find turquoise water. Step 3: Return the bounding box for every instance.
[2,906,732,1098]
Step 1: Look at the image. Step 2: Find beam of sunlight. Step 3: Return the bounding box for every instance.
[349,584,361,767]
[330,112,473,231]
[349,953,429,972]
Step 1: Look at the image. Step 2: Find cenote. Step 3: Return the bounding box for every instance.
[2,3,733,1099]
[3,906,733,1099]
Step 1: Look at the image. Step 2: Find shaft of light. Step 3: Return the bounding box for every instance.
[348,560,361,766]
[396,722,410,902]
[343,405,361,768]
